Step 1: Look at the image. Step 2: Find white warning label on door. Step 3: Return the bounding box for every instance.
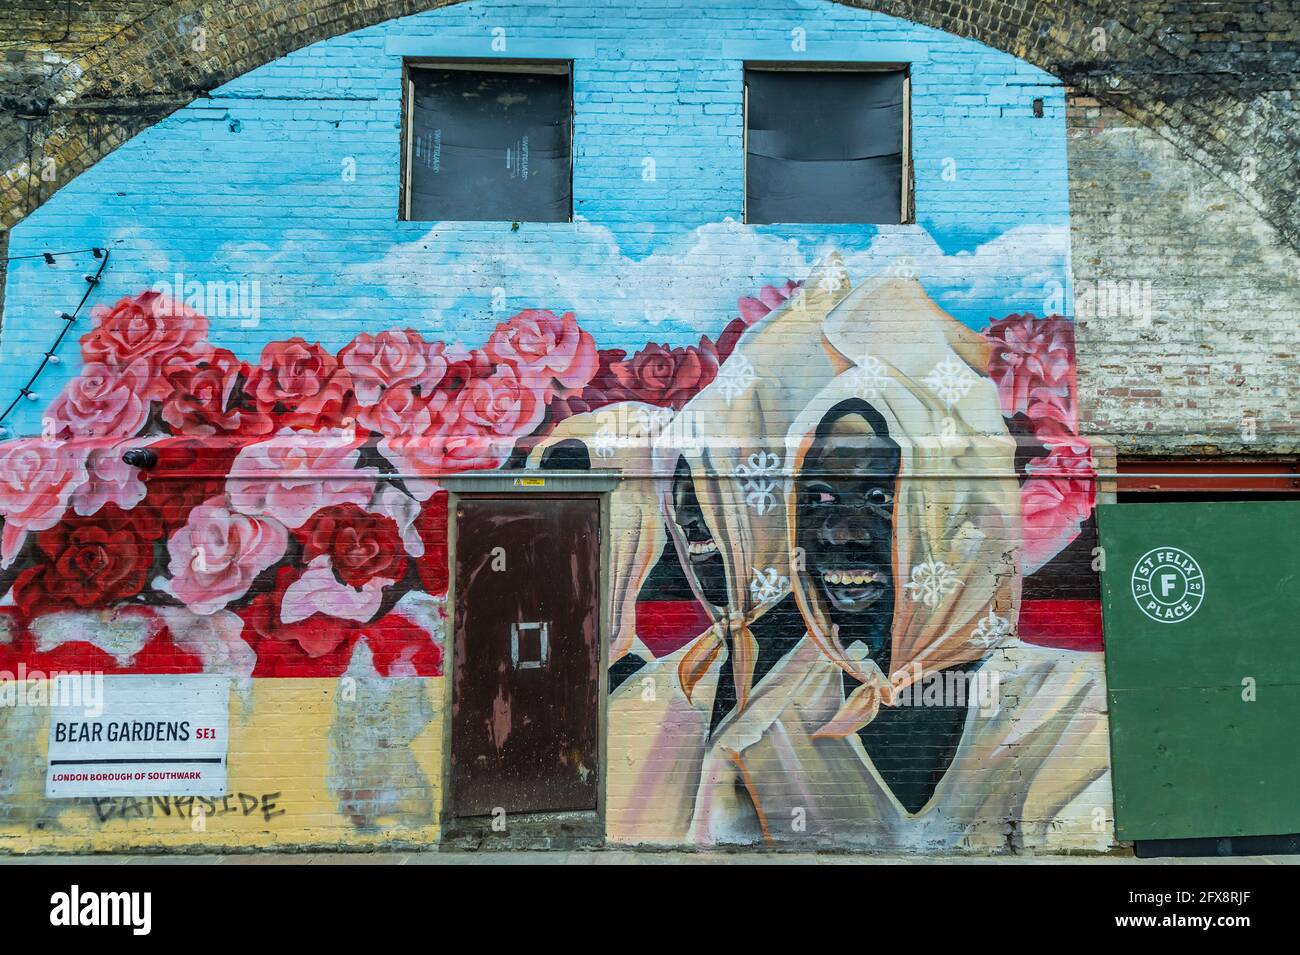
[46,675,230,798]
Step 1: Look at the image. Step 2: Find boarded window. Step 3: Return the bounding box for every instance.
[745,66,909,225]
[404,63,572,222]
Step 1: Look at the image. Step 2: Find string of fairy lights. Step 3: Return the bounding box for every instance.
[0,246,110,438]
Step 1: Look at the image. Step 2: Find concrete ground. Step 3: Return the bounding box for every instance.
[2,850,1295,864]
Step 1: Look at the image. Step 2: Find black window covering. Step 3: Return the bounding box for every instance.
[745,68,905,225]
[407,67,572,222]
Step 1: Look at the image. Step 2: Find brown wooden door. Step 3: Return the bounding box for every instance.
[451,496,601,817]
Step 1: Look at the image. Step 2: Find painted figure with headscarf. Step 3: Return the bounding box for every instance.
[607,261,1110,851]
[605,256,854,843]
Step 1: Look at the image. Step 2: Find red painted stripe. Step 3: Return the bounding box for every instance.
[634,600,713,659]
[1017,599,1104,651]
[0,599,1101,674]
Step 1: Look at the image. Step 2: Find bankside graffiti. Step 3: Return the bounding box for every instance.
[89,792,286,825]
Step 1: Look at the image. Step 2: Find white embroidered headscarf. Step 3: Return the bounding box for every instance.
[654,255,854,711]
[785,274,1022,737]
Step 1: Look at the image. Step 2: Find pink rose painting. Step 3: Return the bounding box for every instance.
[985,314,1077,429]
[737,280,801,325]
[69,437,153,517]
[375,358,546,492]
[280,555,394,625]
[0,438,90,567]
[379,428,502,500]
[0,283,769,678]
[340,329,447,407]
[1021,437,1097,574]
[984,314,1094,573]
[167,500,290,615]
[486,309,598,399]
[227,428,377,529]
[47,362,150,440]
[355,379,438,440]
[453,363,546,453]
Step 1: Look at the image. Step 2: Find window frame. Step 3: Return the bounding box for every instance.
[742,61,913,226]
[400,58,576,223]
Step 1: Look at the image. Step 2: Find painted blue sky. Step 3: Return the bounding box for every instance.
[1,0,1072,436]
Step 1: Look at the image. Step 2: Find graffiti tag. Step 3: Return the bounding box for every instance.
[88,792,285,825]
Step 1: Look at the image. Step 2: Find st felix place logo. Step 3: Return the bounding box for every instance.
[49,885,152,936]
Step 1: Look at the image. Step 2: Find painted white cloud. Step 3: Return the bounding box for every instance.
[8,218,1071,374]
[335,219,1072,353]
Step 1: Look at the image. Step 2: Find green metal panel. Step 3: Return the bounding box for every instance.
[1097,501,1300,841]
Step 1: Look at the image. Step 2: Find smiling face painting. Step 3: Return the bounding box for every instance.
[603,268,1110,850]
[796,400,900,665]
[671,457,728,612]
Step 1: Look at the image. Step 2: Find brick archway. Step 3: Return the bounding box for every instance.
[1,0,1295,251]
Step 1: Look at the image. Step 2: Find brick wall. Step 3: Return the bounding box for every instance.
[0,0,1291,854]
[2,0,1295,454]
[1068,96,1299,455]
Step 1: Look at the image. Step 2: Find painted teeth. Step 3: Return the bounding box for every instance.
[822,571,881,585]
[688,539,718,555]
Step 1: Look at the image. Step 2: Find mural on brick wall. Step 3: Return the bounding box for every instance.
[0,0,1111,851]
[0,272,1091,666]
[0,256,1106,849]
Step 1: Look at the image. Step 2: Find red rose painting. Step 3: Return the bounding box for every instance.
[603,339,721,410]
[159,347,271,438]
[240,566,363,665]
[138,437,243,536]
[11,503,161,615]
[296,503,408,588]
[80,291,210,399]
[250,338,353,430]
